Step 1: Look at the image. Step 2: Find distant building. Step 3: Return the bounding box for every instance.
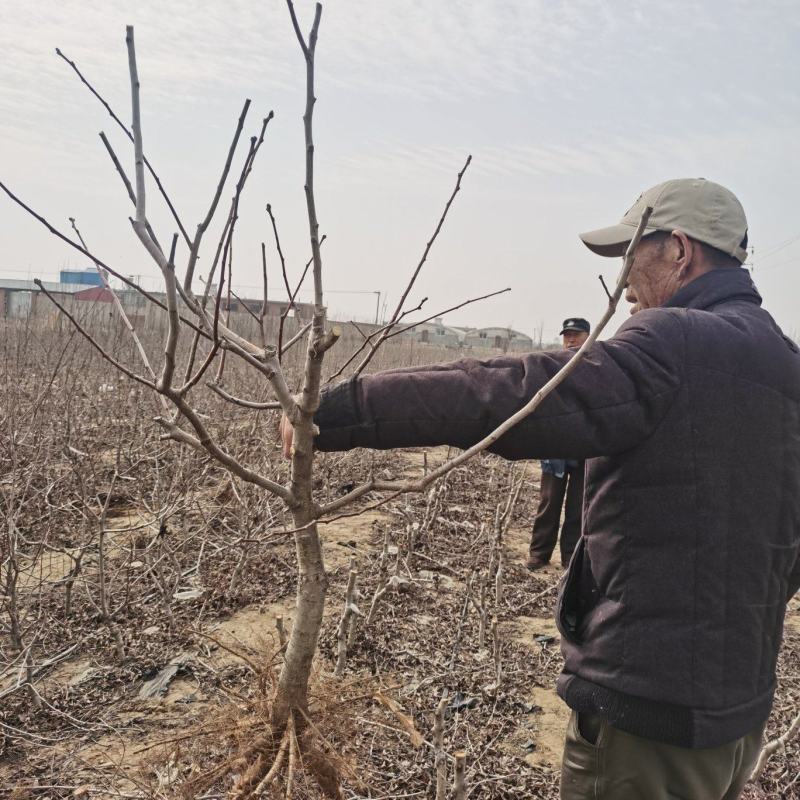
[357,316,536,352]
[74,286,114,303]
[405,317,464,347]
[0,278,87,319]
[68,284,316,321]
[225,297,315,320]
[0,275,538,359]
[464,326,534,352]
[60,269,103,287]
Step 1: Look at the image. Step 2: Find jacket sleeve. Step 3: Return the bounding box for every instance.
[314,309,686,460]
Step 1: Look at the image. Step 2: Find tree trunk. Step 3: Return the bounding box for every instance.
[272,511,328,727]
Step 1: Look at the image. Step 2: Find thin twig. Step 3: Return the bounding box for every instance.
[33,280,156,391]
[350,155,472,378]
[598,274,612,301]
[385,287,511,340]
[207,382,282,410]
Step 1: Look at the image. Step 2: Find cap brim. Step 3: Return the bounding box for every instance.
[579,222,658,258]
[559,327,584,335]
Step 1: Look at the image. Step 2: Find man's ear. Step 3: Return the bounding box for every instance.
[671,230,694,280]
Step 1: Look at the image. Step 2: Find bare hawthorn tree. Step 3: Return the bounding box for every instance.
[0,0,654,791]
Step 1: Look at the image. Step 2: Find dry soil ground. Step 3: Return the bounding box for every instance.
[2,448,798,799]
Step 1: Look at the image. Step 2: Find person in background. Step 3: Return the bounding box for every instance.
[527,317,590,571]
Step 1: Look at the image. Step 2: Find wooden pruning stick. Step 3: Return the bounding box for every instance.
[316,205,654,518]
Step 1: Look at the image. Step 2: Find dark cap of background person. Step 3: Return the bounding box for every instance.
[560,318,591,335]
[579,178,748,262]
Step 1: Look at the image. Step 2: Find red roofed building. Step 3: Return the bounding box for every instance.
[74,286,114,303]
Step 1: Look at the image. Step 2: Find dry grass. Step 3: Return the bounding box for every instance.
[1,316,797,799]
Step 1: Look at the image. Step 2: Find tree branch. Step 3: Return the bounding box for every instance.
[0,180,208,339]
[349,155,471,378]
[385,287,510,340]
[750,710,800,782]
[68,215,168,411]
[316,206,653,516]
[33,280,156,392]
[260,242,269,348]
[266,203,292,302]
[281,322,312,356]
[328,294,428,381]
[155,401,290,501]
[207,382,282,411]
[185,100,258,292]
[279,234,326,360]
[98,131,163,250]
[55,45,191,246]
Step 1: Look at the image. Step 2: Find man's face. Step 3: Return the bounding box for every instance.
[562,330,589,349]
[624,234,684,314]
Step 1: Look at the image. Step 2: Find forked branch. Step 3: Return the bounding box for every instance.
[750,710,800,782]
[55,45,191,246]
[330,155,472,381]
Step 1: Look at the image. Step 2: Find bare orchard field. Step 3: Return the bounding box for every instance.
[1,314,798,799]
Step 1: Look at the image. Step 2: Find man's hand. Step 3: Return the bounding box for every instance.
[280,414,294,459]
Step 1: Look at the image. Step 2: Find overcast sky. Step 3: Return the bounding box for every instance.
[1,0,798,340]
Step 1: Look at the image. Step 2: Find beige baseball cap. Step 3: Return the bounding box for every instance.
[579,178,749,262]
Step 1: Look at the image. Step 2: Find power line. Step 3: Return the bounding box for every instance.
[756,232,800,262]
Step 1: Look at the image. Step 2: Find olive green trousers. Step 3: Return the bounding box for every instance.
[560,710,764,800]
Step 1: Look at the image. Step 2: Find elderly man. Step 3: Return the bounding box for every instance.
[528,317,591,571]
[284,178,800,799]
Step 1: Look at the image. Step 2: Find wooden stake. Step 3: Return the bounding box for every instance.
[276,615,287,649]
[433,698,448,800]
[492,616,502,688]
[335,569,359,677]
[477,574,488,649]
[453,751,466,800]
